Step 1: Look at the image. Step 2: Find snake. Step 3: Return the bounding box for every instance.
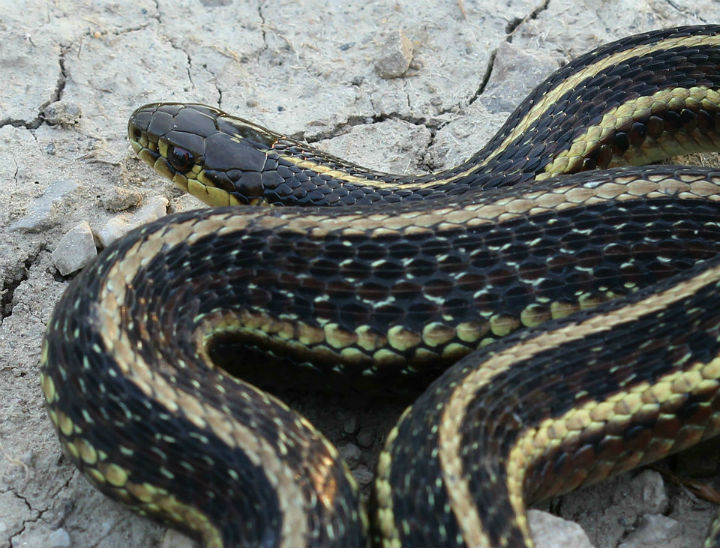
[39,25,720,547]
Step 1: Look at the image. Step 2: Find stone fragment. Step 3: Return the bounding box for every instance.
[356,426,376,448]
[10,179,79,232]
[51,221,97,276]
[630,470,669,515]
[161,528,197,548]
[96,195,168,247]
[48,528,72,547]
[339,442,362,468]
[618,514,684,548]
[342,413,358,434]
[352,465,374,487]
[100,186,144,212]
[375,31,413,79]
[528,509,594,548]
[42,101,82,127]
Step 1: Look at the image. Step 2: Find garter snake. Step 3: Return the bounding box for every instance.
[40,25,720,547]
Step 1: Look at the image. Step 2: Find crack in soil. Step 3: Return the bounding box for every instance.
[1,44,68,130]
[51,47,67,105]
[300,111,434,144]
[468,48,497,106]
[1,248,42,320]
[257,1,268,50]
[506,0,551,40]
[3,489,41,548]
[663,0,705,20]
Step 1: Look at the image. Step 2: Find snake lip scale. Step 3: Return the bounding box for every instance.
[41,25,720,548]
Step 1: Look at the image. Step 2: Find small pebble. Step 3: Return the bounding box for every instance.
[339,443,362,468]
[631,470,668,515]
[161,528,198,548]
[356,426,376,448]
[48,528,71,547]
[97,195,168,247]
[528,509,593,548]
[342,414,358,434]
[42,101,82,127]
[374,30,413,79]
[10,179,79,232]
[352,465,374,488]
[618,514,683,547]
[51,221,97,276]
[100,186,144,212]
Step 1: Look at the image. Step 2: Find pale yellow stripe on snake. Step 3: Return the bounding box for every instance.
[247,175,720,239]
[94,215,310,547]
[504,356,720,544]
[437,258,720,547]
[539,86,720,178]
[277,34,720,190]
[487,34,720,174]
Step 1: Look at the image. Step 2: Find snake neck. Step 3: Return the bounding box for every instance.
[128,25,720,207]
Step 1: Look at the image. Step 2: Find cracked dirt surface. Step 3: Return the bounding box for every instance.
[3,1,720,547]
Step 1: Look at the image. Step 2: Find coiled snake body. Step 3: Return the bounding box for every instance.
[41,25,720,547]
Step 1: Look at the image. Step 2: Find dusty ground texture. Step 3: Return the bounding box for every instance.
[3,1,720,547]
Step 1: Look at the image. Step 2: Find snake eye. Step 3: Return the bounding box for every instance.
[168,146,194,172]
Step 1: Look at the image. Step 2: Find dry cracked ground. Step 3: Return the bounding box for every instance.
[3,1,720,547]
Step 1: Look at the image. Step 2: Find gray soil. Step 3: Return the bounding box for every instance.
[2,1,720,547]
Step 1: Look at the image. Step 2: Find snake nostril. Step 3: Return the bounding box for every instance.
[132,127,142,141]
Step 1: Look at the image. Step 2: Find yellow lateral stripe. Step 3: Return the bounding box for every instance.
[505,355,720,534]
[488,34,720,173]
[437,258,720,546]
[541,86,720,176]
[94,220,310,547]
[261,174,720,237]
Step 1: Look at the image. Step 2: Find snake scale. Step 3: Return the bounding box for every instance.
[41,25,720,547]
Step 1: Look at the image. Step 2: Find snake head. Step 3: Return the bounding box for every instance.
[128,103,282,206]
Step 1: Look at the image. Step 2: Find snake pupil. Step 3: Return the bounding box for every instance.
[168,146,194,172]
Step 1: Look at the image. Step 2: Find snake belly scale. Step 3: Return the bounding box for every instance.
[40,25,720,547]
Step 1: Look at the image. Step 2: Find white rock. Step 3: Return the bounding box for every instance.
[97,195,169,247]
[51,221,97,276]
[631,470,669,515]
[10,179,79,232]
[618,514,684,548]
[529,509,594,548]
[160,528,197,548]
[374,30,413,79]
[48,528,71,547]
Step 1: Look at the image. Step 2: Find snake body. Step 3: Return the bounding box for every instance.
[41,25,720,547]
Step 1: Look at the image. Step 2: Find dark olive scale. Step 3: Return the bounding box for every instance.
[128,26,720,207]
[646,115,665,138]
